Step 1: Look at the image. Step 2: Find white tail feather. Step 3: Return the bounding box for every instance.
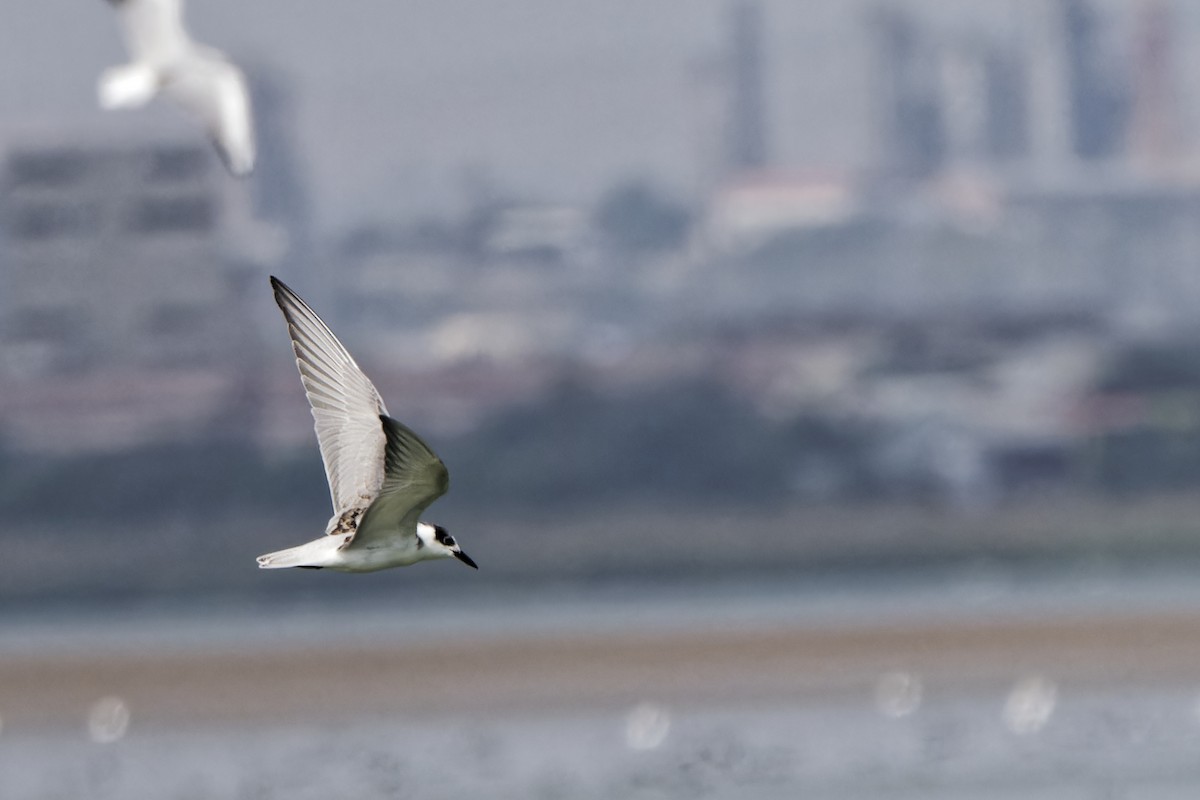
[256,537,340,569]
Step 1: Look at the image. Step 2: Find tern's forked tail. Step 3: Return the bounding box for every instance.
[256,537,341,570]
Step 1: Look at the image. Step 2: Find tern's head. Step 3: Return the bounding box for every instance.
[418,523,478,569]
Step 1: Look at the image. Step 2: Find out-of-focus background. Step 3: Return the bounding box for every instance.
[5,0,1200,797]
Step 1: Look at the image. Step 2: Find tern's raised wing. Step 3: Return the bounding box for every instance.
[110,0,191,65]
[352,415,449,548]
[166,49,256,176]
[271,277,389,515]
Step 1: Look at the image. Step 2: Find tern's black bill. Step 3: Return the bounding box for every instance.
[453,550,479,570]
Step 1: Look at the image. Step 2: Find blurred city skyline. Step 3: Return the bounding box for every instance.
[8,7,1200,795]
[6,1,1200,599]
[4,1,1199,234]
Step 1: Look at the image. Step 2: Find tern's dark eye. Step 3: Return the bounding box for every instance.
[443,535,456,547]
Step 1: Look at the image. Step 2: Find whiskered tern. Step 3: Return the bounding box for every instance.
[257,277,476,573]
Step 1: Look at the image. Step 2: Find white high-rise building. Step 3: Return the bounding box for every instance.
[0,128,259,377]
[0,126,274,452]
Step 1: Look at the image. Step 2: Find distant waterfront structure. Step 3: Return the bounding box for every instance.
[243,64,317,305]
[1128,0,1180,169]
[686,53,731,194]
[1061,0,1129,161]
[866,5,1030,177]
[867,0,1155,178]
[0,131,248,375]
[1023,1,1075,173]
[726,0,770,174]
[866,5,946,179]
[938,42,991,166]
[702,172,860,255]
[939,33,1029,169]
[0,126,266,451]
[980,43,1030,162]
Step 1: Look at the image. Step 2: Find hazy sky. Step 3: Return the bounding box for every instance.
[0,1,1194,234]
[0,1,860,232]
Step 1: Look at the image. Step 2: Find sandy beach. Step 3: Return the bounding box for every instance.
[5,609,1200,729]
[8,574,1200,799]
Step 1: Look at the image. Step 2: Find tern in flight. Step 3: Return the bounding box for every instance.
[99,0,256,176]
[257,277,477,573]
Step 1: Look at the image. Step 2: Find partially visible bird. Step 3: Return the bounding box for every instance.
[99,0,256,176]
[257,277,477,573]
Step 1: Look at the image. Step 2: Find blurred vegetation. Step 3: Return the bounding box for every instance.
[0,441,328,524]
[593,180,691,254]
[6,342,1200,529]
[6,349,1200,601]
[1095,342,1200,392]
[453,378,789,508]
[1087,428,1200,492]
[0,378,876,524]
[1085,342,1200,492]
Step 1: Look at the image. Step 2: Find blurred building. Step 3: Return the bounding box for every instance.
[936,38,1029,168]
[688,1,773,191]
[980,43,1030,162]
[686,54,731,194]
[867,1,1171,180]
[867,5,946,180]
[0,133,255,375]
[0,128,266,452]
[243,64,317,305]
[726,0,770,174]
[701,172,860,254]
[1128,0,1180,169]
[1062,0,1130,161]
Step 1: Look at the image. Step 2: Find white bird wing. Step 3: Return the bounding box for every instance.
[271,277,390,516]
[97,62,159,110]
[110,0,192,64]
[352,415,450,549]
[164,48,257,176]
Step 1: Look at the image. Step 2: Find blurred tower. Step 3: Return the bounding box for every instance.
[726,0,769,173]
[982,44,1030,161]
[1061,0,1129,160]
[244,63,314,286]
[1128,0,1179,167]
[1025,0,1074,172]
[867,5,946,179]
[939,43,989,166]
[936,28,1028,168]
[687,54,730,195]
[228,62,316,443]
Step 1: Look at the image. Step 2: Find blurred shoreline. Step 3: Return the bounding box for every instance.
[8,491,1200,605]
[6,610,1200,731]
[6,563,1200,729]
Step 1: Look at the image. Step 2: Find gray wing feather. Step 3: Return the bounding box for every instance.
[271,277,389,515]
[351,415,449,549]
